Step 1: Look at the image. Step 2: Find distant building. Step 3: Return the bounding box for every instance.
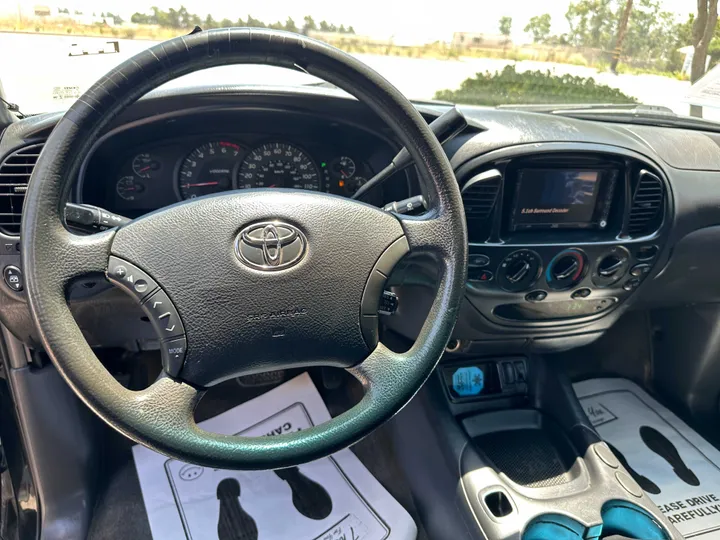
[17,4,112,26]
[33,5,52,17]
[452,32,511,49]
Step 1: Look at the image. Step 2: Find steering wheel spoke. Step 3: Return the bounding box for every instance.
[61,229,115,283]
[397,212,455,256]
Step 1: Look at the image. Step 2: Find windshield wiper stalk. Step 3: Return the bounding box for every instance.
[352,106,467,201]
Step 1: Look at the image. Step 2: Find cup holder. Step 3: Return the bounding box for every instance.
[600,500,669,540]
[522,501,670,540]
[523,514,586,540]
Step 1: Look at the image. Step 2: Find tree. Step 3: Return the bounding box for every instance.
[565,0,618,49]
[499,16,512,50]
[524,14,551,43]
[246,15,264,27]
[220,18,233,28]
[285,17,298,32]
[693,0,719,82]
[691,0,719,117]
[319,20,330,32]
[302,16,317,35]
[347,25,356,34]
[499,16,512,39]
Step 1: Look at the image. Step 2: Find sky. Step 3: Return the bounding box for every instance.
[4,0,696,44]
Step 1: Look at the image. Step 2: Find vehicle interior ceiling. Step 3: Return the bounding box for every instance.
[1,56,720,540]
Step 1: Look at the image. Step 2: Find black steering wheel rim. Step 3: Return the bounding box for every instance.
[22,28,468,470]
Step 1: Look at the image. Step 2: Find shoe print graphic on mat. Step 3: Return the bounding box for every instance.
[274,466,333,520]
[606,442,661,494]
[639,425,700,487]
[216,478,259,540]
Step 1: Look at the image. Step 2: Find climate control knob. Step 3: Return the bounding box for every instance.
[498,250,542,292]
[592,247,630,287]
[547,249,587,290]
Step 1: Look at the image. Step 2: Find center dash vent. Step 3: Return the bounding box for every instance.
[628,169,664,235]
[461,169,501,239]
[0,143,44,235]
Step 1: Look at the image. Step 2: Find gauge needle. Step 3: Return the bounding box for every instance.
[184,181,220,187]
[139,166,151,173]
[340,170,348,178]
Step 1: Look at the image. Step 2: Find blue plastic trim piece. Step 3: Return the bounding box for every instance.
[601,500,669,540]
[523,514,585,540]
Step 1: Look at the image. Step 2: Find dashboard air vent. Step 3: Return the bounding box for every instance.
[628,170,664,235]
[0,143,44,235]
[462,169,501,235]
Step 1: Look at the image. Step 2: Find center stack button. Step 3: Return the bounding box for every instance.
[497,250,542,292]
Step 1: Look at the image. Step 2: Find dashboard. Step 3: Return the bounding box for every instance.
[78,106,413,217]
[3,85,720,355]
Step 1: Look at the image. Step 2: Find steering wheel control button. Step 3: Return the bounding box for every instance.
[107,256,159,301]
[498,250,542,292]
[630,264,651,277]
[592,247,630,288]
[362,271,388,316]
[361,236,410,319]
[162,337,187,377]
[525,290,547,302]
[3,266,23,292]
[373,236,410,276]
[469,254,490,267]
[360,315,379,348]
[142,290,184,338]
[571,288,592,299]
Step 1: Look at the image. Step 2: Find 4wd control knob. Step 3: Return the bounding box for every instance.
[592,247,630,287]
[498,250,542,292]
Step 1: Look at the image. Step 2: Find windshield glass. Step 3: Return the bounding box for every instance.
[0,0,715,121]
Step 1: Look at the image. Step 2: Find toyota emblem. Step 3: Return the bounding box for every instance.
[235,222,307,270]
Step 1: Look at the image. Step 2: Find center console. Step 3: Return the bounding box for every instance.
[390,354,680,540]
[456,145,668,328]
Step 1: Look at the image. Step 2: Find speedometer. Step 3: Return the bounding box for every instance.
[238,143,320,191]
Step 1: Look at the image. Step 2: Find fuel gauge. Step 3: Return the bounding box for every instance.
[329,156,356,180]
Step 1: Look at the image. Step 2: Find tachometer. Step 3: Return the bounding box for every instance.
[238,142,320,190]
[177,141,243,200]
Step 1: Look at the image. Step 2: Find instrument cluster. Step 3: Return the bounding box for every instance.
[97,137,381,216]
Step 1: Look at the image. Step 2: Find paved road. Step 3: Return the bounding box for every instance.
[0,32,709,120]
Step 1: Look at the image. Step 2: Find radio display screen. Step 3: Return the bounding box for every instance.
[511,169,605,231]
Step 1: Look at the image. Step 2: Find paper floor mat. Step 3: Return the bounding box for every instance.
[574,378,720,538]
[133,373,416,540]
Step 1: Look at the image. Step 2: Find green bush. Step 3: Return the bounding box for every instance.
[434,65,636,106]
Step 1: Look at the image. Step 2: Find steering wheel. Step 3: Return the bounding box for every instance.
[22,28,467,470]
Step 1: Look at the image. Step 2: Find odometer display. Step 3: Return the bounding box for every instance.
[177,141,243,200]
[238,142,320,190]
